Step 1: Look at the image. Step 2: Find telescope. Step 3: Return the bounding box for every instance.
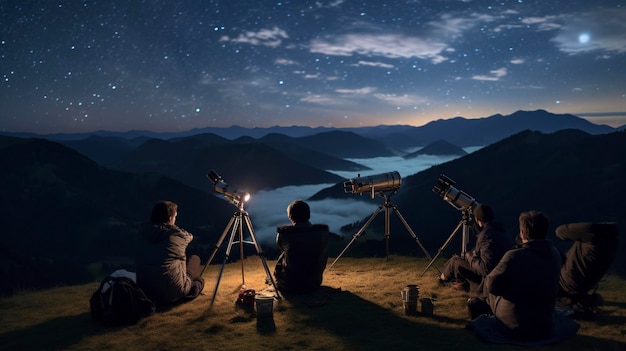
[432,174,477,210]
[343,171,402,199]
[207,170,250,206]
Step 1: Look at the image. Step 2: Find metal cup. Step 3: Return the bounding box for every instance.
[401,285,419,315]
[255,296,274,318]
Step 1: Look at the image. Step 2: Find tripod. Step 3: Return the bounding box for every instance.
[201,201,280,308]
[329,192,433,269]
[420,207,478,277]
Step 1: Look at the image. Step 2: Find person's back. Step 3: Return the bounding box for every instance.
[136,222,193,303]
[275,223,329,292]
[487,240,561,339]
[485,210,562,340]
[135,201,202,304]
[274,200,329,293]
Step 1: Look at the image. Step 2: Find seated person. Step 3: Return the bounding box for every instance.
[440,204,513,294]
[135,200,204,305]
[468,210,562,341]
[274,200,329,293]
[556,222,619,312]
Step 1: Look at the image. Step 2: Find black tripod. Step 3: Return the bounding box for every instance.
[329,192,433,269]
[420,207,478,277]
[201,201,280,308]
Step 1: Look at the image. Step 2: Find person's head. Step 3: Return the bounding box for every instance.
[287,199,310,224]
[473,204,494,227]
[518,210,549,242]
[151,200,178,225]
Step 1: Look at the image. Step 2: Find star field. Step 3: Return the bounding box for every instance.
[1,0,625,134]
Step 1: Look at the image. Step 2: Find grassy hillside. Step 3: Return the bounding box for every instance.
[1,256,624,351]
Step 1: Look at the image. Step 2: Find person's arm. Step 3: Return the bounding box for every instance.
[468,233,492,276]
[555,224,594,242]
[485,250,513,296]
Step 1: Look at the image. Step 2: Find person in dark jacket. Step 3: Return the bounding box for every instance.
[556,222,619,311]
[274,199,329,293]
[468,210,562,341]
[136,200,204,305]
[440,204,514,294]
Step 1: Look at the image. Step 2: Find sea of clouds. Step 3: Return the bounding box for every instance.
[244,148,481,244]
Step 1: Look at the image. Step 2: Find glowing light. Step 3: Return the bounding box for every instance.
[578,32,591,44]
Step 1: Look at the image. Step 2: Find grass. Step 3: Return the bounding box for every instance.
[1,256,625,351]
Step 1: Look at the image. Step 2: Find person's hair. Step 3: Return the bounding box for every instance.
[151,200,177,223]
[518,210,549,240]
[287,199,310,223]
[473,203,494,222]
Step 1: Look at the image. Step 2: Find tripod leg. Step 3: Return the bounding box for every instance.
[237,215,245,286]
[384,204,391,261]
[420,220,463,277]
[243,214,281,299]
[329,204,383,270]
[392,206,436,266]
[201,214,237,276]
[209,215,240,308]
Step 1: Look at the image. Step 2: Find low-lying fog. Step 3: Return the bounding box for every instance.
[244,148,481,245]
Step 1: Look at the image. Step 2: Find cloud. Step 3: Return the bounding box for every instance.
[275,58,298,65]
[353,60,395,69]
[335,87,377,95]
[472,67,508,81]
[429,13,497,39]
[553,8,626,55]
[521,16,562,31]
[521,8,626,55]
[306,11,501,64]
[300,87,377,106]
[309,33,448,63]
[220,26,289,48]
[373,93,428,107]
[300,94,347,105]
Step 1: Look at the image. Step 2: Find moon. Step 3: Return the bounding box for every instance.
[578,32,591,44]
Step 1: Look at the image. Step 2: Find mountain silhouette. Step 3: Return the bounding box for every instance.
[108,133,348,193]
[0,135,237,296]
[403,139,467,158]
[6,109,618,151]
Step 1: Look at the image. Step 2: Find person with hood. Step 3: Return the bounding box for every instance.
[468,210,562,341]
[440,204,514,293]
[135,200,204,305]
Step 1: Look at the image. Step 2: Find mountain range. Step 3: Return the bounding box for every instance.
[1,109,624,296]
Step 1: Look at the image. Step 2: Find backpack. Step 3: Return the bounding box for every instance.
[89,276,156,327]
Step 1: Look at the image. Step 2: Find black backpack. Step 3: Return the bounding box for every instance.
[89,276,156,327]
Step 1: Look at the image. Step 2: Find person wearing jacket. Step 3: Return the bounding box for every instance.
[274,199,329,293]
[440,204,514,293]
[135,200,204,305]
[556,221,619,312]
[469,210,562,340]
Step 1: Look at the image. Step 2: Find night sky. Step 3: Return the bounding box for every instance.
[1,0,625,134]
